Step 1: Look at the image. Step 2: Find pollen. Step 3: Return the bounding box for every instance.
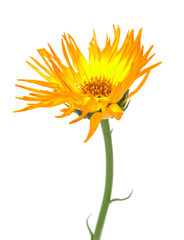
[81,76,113,98]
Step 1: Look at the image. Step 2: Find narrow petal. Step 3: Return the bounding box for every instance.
[84,112,103,142]
[74,97,101,113]
[69,111,88,124]
[108,83,124,103]
[63,34,91,80]
[29,56,54,77]
[137,62,162,79]
[37,48,54,72]
[61,39,76,77]
[15,84,49,94]
[17,79,60,89]
[13,105,40,113]
[55,104,75,118]
[26,61,56,83]
[107,103,124,120]
[123,70,151,103]
[88,31,101,77]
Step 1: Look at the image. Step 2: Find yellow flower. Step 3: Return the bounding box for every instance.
[14,25,161,142]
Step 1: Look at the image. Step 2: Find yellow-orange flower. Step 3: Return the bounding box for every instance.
[14,25,161,142]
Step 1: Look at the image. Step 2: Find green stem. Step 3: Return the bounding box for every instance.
[93,119,113,240]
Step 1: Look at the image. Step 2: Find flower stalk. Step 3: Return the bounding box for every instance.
[89,119,133,240]
[93,119,113,240]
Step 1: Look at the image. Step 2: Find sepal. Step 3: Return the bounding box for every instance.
[117,89,130,111]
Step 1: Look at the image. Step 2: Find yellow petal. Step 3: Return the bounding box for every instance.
[26,61,55,82]
[74,96,101,113]
[63,34,92,81]
[107,104,124,120]
[108,83,124,103]
[84,112,103,142]
[69,111,88,124]
[55,104,75,118]
[124,70,151,103]
[88,30,101,77]
[17,79,60,89]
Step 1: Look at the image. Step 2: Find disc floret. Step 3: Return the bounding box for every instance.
[81,76,113,98]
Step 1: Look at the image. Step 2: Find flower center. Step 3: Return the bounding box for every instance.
[81,76,113,98]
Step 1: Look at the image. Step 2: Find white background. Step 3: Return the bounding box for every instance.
[0,0,184,239]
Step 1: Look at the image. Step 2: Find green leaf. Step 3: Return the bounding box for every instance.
[110,190,133,204]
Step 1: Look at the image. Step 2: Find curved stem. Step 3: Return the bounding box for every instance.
[93,119,113,240]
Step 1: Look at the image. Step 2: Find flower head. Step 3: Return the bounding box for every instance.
[14,25,161,142]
